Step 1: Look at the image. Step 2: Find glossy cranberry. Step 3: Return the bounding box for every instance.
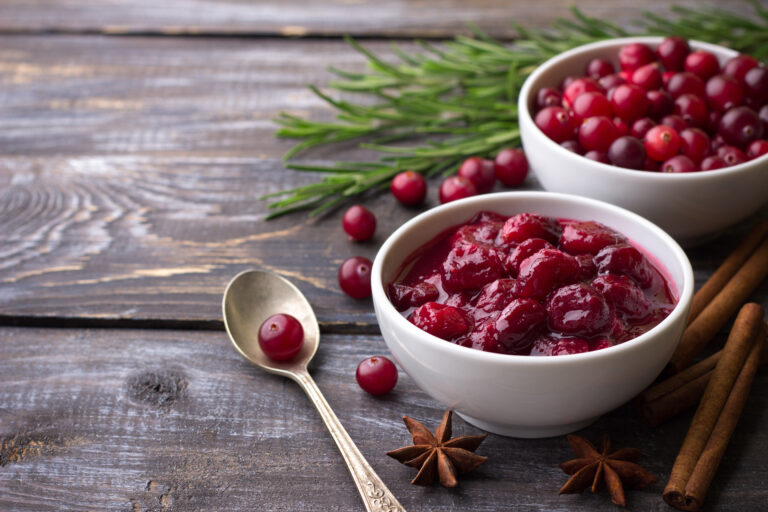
[586,58,615,79]
[591,274,652,322]
[560,221,624,255]
[717,145,748,166]
[685,50,720,80]
[660,115,688,133]
[611,84,649,122]
[473,279,518,318]
[536,87,563,110]
[595,243,653,288]
[661,154,697,173]
[516,248,580,300]
[409,302,468,339]
[722,54,759,83]
[644,125,681,162]
[679,128,711,164]
[506,238,554,276]
[705,75,743,112]
[744,67,768,105]
[531,337,590,356]
[560,139,583,154]
[535,106,574,143]
[578,116,619,152]
[442,240,503,292]
[656,36,689,71]
[494,148,529,187]
[342,205,376,241]
[356,356,398,396]
[667,72,706,99]
[662,71,675,86]
[631,63,663,91]
[439,176,477,204]
[338,256,373,299]
[390,171,427,205]
[607,136,646,169]
[546,283,612,337]
[493,298,547,352]
[563,78,602,107]
[700,155,727,170]
[500,213,561,245]
[746,140,768,160]
[583,150,609,163]
[458,156,496,193]
[388,282,439,311]
[646,90,674,119]
[718,106,764,149]
[599,74,626,91]
[258,313,304,361]
[631,117,656,139]
[572,92,612,122]
[613,117,630,136]
[619,43,655,71]
[674,94,709,128]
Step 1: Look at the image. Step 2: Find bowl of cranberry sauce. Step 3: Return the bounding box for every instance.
[518,37,768,247]
[371,192,693,438]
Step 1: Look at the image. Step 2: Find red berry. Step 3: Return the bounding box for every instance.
[679,128,711,164]
[608,136,646,169]
[722,54,759,83]
[685,50,720,80]
[342,205,376,242]
[458,156,496,193]
[611,84,649,122]
[674,94,709,128]
[572,91,612,122]
[744,67,768,105]
[661,154,697,173]
[546,283,611,337]
[584,150,610,163]
[591,274,653,322]
[586,58,615,79]
[660,115,687,134]
[700,155,727,171]
[717,145,748,166]
[535,106,574,143]
[338,256,373,299]
[598,74,626,91]
[560,75,579,91]
[258,313,304,361]
[662,71,676,86]
[656,36,690,71]
[390,171,426,206]
[594,243,653,288]
[644,125,681,162]
[631,63,663,91]
[563,78,602,107]
[705,75,744,112]
[631,117,656,139]
[494,148,529,187]
[516,248,579,300]
[646,89,674,119]
[356,356,398,396]
[613,117,630,136]
[500,213,561,245]
[718,106,764,149]
[618,43,655,72]
[579,116,619,152]
[439,176,477,204]
[493,298,547,352]
[667,72,706,99]
[560,221,624,255]
[643,157,660,172]
[388,282,439,311]
[560,140,583,154]
[746,140,768,159]
[536,87,563,110]
[506,238,554,276]
[409,302,468,339]
[711,133,727,151]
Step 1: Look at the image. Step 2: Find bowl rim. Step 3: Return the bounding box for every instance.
[517,35,768,180]
[371,191,695,366]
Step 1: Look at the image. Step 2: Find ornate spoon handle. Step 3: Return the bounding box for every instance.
[294,370,406,512]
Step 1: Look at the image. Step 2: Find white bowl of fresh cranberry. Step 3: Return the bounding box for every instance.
[371,191,693,438]
[518,36,768,246]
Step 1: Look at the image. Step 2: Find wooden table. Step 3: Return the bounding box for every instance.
[0,2,765,510]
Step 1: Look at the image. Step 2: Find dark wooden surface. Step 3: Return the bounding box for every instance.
[0,2,766,511]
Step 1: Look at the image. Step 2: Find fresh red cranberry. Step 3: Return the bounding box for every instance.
[442,241,503,292]
[662,70,676,86]
[711,133,727,150]
[595,244,653,288]
[584,150,610,163]
[355,356,398,396]
[718,106,764,149]
[591,274,652,323]
[705,75,744,112]
[631,117,656,139]
[722,54,759,83]
[674,94,709,128]
[409,302,468,339]
[506,238,554,277]
[560,221,625,255]
[579,116,619,152]
[494,298,547,352]
[700,155,727,170]
[744,67,768,105]
[474,278,518,318]
[660,115,688,134]
[531,337,590,356]
[716,145,748,166]
[618,70,632,82]
[258,313,304,361]
[563,78,602,107]
[643,157,660,172]
[707,110,723,135]
[494,148,529,187]
[685,50,720,80]
[644,125,681,162]
[560,139,583,154]
[391,171,427,205]
[613,117,630,136]
[536,87,563,110]
[608,136,647,170]
[586,58,615,79]
[619,42,655,72]
[746,140,768,159]
[458,157,496,193]
[342,205,376,242]
[631,63,663,91]
[338,256,373,299]
[500,213,561,245]
[611,84,649,122]
[572,92,612,122]
[388,282,439,311]
[661,154,697,173]
[546,283,612,337]
[667,72,706,99]
[599,74,626,91]
[679,128,711,163]
[535,106,574,143]
[656,36,690,71]
[646,90,674,119]
[439,176,477,204]
[516,248,580,300]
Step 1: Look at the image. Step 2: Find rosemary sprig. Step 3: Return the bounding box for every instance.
[265,2,768,219]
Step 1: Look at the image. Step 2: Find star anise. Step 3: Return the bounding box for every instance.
[386,410,487,487]
[558,434,658,507]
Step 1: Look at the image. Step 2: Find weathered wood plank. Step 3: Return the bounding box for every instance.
[1,327,766,511]
[0,0,706,39]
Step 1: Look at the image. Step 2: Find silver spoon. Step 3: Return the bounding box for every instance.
[222,269,406,512]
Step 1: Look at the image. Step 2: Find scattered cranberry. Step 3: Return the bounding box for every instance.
[717,145,748,166]
[492,148,529,187]
[342,205,376,242]
[631,118,656,139]
[611,84,649,121]
[579,116,619,152]
[644,125,681,162]
[679,128,711,163]
[608,136,646,170]
[744,67,768,105]
[439,176,477,204]
[536,87,563,110]
[667,72,706,99]
[631,63,663,90]
[586,58,615,79]
[674,94,709,127]
[584,150,610,163]
[458,157,496,193]
[619,43,655,72]
[258,313,304,361]
[746,140,768,159]
[705,75,743,112]
[338,256,373,299]
[391,171,427,206]
[661,154,697,173]
[646,89,674,118]
[535,106,574,143]
[718,106,764,149]
[700,155,727,170]
[685,50,720,80]
[356,356,398,396]
[656,37,689,71]
[722,54,759,83]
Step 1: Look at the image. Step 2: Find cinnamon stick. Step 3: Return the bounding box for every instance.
[688,221,768,324]
[663,303,764,511]
[667,237,768,373]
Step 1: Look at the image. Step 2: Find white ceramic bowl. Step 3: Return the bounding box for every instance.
[372,192,694,438]
[518,36,768,247]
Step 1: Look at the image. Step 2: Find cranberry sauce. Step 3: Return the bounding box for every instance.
[387,211,676,356]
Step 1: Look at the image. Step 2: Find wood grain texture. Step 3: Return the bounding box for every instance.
[0,0,706,38]
[1,326,767,511]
